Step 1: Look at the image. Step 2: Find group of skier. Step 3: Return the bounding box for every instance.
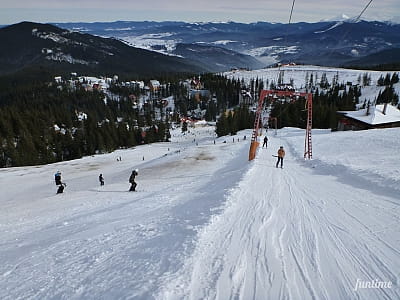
[54,169,139,194]
[262,136,286,168]
[54,136,284,194]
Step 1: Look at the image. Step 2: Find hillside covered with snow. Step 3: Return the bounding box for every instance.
[56,20,400,69]
[0,125,399,299]
[225,65,400,103]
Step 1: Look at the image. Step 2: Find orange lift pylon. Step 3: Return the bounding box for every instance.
[248,89,312,161]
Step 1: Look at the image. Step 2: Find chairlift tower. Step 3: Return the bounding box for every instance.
[248,89,312,160]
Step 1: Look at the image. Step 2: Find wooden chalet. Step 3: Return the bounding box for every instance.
[337,103,400,130]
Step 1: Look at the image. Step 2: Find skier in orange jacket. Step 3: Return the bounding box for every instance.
[276,146,285,168]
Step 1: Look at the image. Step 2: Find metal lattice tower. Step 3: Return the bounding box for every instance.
[249,89,313,161]
[304,93,312,159]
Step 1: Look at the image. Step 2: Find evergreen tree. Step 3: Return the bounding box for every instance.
[376,86,399,105]
[305,72,309,90]
[391,72,399,84]
[362,73,371,86]
[215,112,229,137]
[181,121,188,133]
[384,73,391,86]
[377,75,385,86]
[278,71,284,85]
[309,74,314,90]
[320,73,329,89]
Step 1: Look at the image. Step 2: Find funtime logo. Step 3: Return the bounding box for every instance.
[354,278,392,291]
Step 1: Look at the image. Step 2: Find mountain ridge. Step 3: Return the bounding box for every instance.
[0,21,210,78]
[54,20,400,68]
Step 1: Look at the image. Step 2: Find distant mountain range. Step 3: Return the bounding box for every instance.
[55,20,400,68]
[0,20,399,80]
[0,22,210,78]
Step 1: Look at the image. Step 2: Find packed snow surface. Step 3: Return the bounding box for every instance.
[0,126,399,299]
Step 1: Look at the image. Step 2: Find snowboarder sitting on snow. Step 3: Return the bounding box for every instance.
[99,174,104,186]
[276,146,285,168]
[129,169,138,191]
[262,136,268,148]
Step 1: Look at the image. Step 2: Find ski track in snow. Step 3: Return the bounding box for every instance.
[1,127,399,300]
[0,128,253,300]
[157,130,400,300]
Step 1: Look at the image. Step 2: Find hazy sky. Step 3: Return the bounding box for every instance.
[1,0,399,24]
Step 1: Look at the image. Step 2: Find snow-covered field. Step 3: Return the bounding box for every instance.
[224,65,400,105]
[225,65,393,87]
[1,126,399,299]
[117,33,181,56]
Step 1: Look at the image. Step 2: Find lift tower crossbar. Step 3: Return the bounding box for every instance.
[248,89,312,161]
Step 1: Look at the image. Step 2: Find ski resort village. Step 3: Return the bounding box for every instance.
[0,64,399,300]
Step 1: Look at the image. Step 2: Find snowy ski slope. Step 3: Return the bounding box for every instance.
[0,126,399,299]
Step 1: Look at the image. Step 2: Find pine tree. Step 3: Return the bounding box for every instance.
[320,73,329,89]
[305,72,309,90]
[384,73,391,85]
[215,112,229,137]
[391,72,399,84]
[181,121,188,133]
[278,71,284,85]
[377,75,385,86]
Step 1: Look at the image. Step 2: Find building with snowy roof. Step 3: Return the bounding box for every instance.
[337,103,400,130]
[149,80,161,91]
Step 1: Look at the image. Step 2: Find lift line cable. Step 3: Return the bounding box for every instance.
[355,0,373,22]
[288,0,296,24]
[268,0,297,127]
[279,0,296,86]
[324,0,374,64]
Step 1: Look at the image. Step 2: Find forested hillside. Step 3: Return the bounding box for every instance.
[0,74,252,167]
[0,82,167,167]
[1,68,398,167]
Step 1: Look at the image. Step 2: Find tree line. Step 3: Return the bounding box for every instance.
[216,71,399,133]
[0,82,168,167]
[0,73,249,167]
[1,70,398,167]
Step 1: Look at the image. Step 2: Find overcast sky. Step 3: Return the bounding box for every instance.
[1,0,399,25]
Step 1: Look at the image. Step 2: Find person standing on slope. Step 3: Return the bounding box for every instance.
[129,169,138,191]
[54,171,66,193]
[99,174,104,186]
[262,136,268,148]
[276,146,285,168]
[55,171,62,185]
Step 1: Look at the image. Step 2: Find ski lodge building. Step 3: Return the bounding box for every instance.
[337,103,400,130]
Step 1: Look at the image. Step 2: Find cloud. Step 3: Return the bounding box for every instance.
[1,0,399,24]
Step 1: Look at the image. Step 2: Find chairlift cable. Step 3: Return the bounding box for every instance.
[288,0,296,25]
[325,0,374,64]
[355,0,373,22]
[279,0,296,86]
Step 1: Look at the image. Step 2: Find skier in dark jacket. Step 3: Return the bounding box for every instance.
[129,169,138,191]
[54,171,66,193]
[99,174,104,186]
[262,136,268,148]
